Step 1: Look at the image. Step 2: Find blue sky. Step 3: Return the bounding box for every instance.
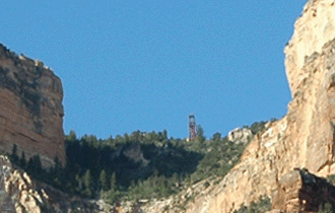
[0,1,306,139]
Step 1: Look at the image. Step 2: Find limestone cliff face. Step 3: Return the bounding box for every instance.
[0,44,65,167]
[184,0,335,212]
[286,0,335,96]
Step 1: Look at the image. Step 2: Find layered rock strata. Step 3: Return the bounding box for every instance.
[183,0,335,212]
[0,44,65,167]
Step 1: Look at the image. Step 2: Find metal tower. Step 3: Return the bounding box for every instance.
[189,114,197,140]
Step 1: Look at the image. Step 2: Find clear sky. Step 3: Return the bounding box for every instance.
[0,1,306,139]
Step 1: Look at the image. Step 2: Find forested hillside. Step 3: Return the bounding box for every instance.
[8,121,267,206]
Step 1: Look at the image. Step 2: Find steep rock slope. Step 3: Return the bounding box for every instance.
[0,155,102,213]
[286,0,335,95]
[0,44,65,167]
[184,0,335,212]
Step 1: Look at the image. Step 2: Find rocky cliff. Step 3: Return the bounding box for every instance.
[0,44,65,167]
[182,0,335,212]
[0,155,105,213]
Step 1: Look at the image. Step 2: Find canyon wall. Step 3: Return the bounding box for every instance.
[0,44,66,167]
[185,0,335,212]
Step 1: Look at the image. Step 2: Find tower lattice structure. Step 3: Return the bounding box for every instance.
[189,114,197,140]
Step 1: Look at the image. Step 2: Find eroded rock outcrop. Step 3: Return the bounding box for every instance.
[273,169,335,212]
[183,0,335,212]
[0,44,65,167]
[228,127,253,144]
[0,155,103,213]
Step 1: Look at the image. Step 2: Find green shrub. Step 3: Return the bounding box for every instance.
[318,203,335,213]
[234,196,271,213]
[327,175,335,184]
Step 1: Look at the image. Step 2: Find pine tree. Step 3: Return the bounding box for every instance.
[75,174,83,191]
[19,151,26,168]
[212,132,221,141]
[196,125,206,143]
[52,156,64,187]
[110,172,116,191]
[10,144,19,164]
[170,172,179,187]
[83,169,93,197]
[66,130,77,141]
[163,129,168,140]
[99,170,109,191]
[34,155,42,174]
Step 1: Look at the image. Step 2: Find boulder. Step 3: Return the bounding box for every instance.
[228,127,253,144]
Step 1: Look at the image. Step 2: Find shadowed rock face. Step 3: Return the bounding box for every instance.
[273,169,335,213]
[0,44,65,167]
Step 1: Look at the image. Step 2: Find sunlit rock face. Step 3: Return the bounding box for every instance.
[183,0,335,212]
[285,0,335,96]
[0,44,65,167]
[228,127,253,144]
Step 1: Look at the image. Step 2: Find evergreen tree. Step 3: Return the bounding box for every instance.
[19,151,26,168]
[27,158,34,173]
[318,203,334,213]
[170,173,179,187]
[163,129,168,140]
[124,133,130,142]
[110,172,116,191]
[75,174,83,191]
[51,156,64,187]
[99,170,109,191]
[196,125,206,143]
[67,130,77,141]
[54,156,62,171]
[83,169,93,197]
[131,130,140,141]
[34,155,43,174]
[25,155,43,179]
[10,144,19,164]
[212,132,221,141]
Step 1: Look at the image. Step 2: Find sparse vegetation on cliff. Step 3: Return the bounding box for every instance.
[234,196,271,213]
[315,175,335,212]
[317,203,335,213]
